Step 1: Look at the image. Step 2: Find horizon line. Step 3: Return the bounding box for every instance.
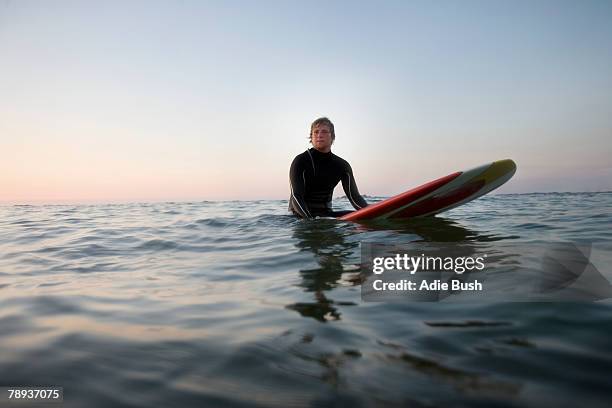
[1,190,611,207]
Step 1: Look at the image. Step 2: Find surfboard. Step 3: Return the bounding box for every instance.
[340,159,516,221]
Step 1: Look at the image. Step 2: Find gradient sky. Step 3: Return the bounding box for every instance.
[1,0,611,203]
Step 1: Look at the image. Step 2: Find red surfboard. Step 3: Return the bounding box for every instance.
[341,159,516,221]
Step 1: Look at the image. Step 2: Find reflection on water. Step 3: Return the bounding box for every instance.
[288,219,359,322]
[0,193,611,407]
[354,216,481,241]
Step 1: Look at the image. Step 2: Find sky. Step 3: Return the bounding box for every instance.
[1,0,611,203]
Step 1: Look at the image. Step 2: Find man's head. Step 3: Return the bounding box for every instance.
[309,117,335,153]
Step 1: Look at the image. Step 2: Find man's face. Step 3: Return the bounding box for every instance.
[311,124,333,152]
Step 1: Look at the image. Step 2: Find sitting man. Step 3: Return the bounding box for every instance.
[289,117,368,218]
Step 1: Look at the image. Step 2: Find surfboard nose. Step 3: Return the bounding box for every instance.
[486,159,517,182]
[495,159,517,171]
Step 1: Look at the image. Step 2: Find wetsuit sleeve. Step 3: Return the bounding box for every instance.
[289,156,313,219]
[341,162,368,210]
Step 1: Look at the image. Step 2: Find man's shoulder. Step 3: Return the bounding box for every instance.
[294,150,311,160]
[331,152,351,168]
[291,150,310,166]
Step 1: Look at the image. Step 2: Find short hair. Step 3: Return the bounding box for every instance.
[309,117,335,141]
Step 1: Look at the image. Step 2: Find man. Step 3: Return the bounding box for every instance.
[289,117,368,218]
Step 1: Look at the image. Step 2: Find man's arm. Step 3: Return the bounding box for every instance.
[341,163,368,210]
[289,156,313,218]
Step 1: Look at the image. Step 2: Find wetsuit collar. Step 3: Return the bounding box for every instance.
[309,147,333,158]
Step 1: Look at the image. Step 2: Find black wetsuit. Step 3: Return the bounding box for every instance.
[289,148,368,218]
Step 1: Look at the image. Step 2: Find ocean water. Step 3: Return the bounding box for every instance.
[1,192,612,407]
